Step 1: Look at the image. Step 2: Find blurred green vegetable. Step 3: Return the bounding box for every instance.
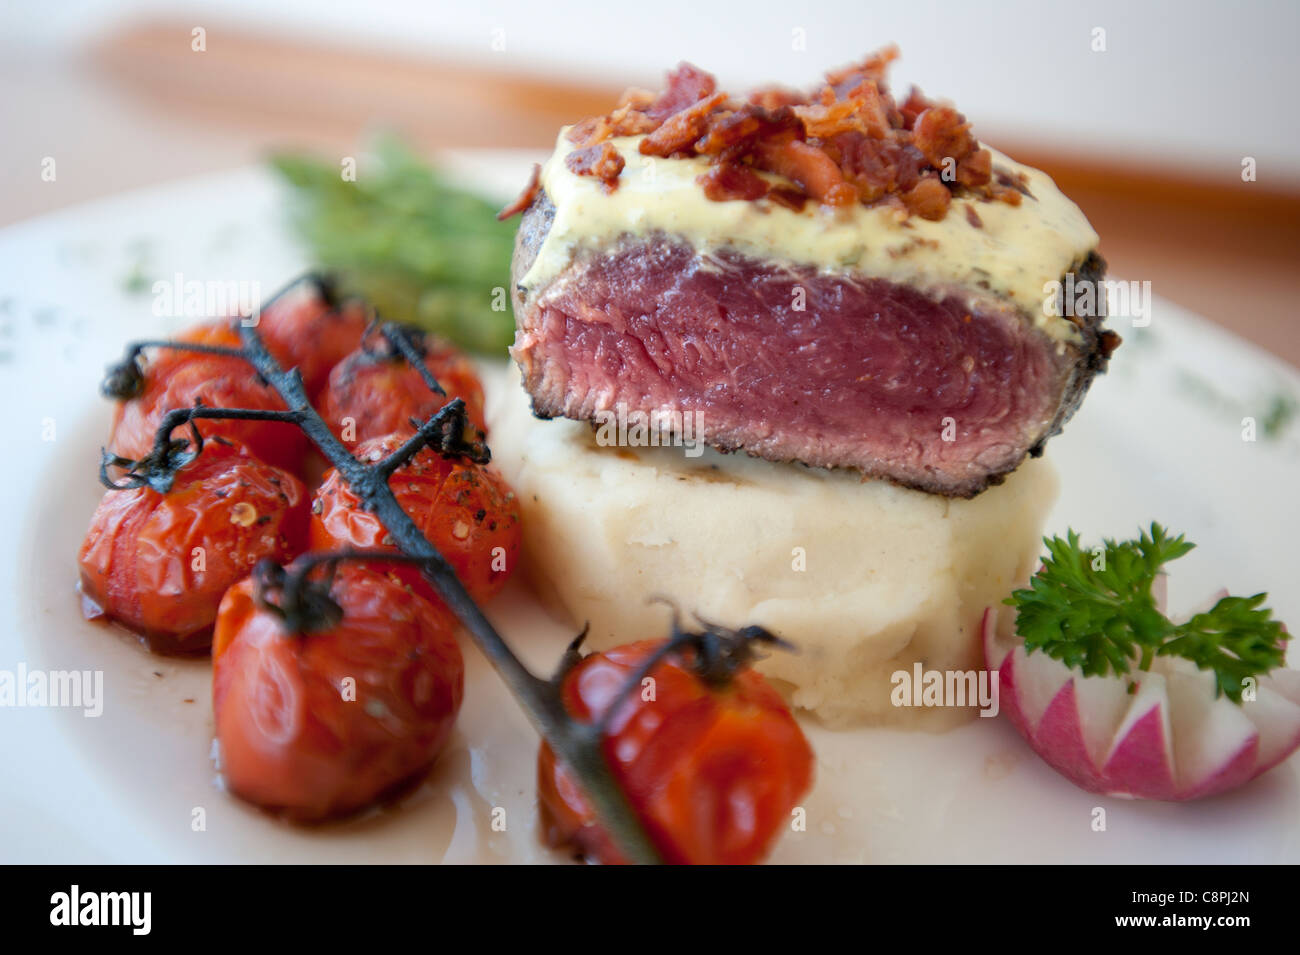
[271,137,517,354]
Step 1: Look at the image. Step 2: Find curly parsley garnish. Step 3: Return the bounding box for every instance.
[1005,524,1287,703]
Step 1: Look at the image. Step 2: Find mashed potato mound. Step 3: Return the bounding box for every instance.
[485,364,1058,729]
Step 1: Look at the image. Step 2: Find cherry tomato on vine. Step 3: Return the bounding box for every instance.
[319,332,487,446]
[309,433,520,605]
[140,284,369,400]
[108,323,307,474]
[537,639,814,865]
[253,285,369,400]
[212,561,464,822]
[78,438,309,653]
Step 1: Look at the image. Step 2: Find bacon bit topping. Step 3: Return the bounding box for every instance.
[965,205,984,229]
[747,87,807,110]
[694,109,763,156]
[902,176,951,221]
[911,106,977,170]
[562,47,1025,222]
[767,185,808,212]
[824,46,899,96]
[497,163,541,220]
[794,97,867,140]
[697,162,769,202]
[608,102,659,138]
[567,99,658,149]
[756,139,854,205]
[646,63,718,122]
[564,142,625,191]
[956,147,992,188]
[640,92,728,157]
[617,87,657,111]
[897,87,930,131]
[566,116,609,148]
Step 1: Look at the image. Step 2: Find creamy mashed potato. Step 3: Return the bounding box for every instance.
[484,364,1058,729]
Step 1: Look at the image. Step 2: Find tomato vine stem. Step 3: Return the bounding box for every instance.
[100,274,663,865]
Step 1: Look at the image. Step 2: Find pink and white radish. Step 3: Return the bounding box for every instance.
[982,603,1300,800]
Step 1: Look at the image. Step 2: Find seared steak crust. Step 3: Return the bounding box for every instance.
[511,190,1111,497]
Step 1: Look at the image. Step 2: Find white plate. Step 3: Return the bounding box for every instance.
[1,155,1298,863]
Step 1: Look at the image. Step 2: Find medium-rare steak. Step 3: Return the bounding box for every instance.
[504,52,1119,497]
[512,198,1108,497]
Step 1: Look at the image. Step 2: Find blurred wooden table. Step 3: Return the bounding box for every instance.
[4,22,1298,368]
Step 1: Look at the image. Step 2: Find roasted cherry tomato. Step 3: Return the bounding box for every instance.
[538,639,814,865]
[109,325,307,474]
[319,331,487,446]
[212,561,464,822]
[132,317,243,384]
[309,433,520,605]
[139,285,368,401]
[78,438,309,653]
[253,284,369,400]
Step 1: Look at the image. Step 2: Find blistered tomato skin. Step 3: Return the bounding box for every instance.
[309,434,521,605]
[253,290,369,400]
[77,439,309,654]
[142,287,368,397]
[212,563,464,822]
[538,640,815,865]
[109,321,308,475]
[319,336,488,446]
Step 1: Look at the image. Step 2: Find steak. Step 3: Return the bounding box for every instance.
[510,190,1114,498]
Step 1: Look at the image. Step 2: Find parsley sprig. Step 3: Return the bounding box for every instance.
[1005,524,1287,703]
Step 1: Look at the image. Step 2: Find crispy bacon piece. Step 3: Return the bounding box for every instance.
[694,109,763,156]
[617,87,657,111]
[607,103,659,138]
[694,105,801,158]
[825,46,899,100]
[567,97,659,150]
[902,176,951,221]
[898,87,932,131]
[639,92,728,157]
[697,162,769,202]
[497,163,541,221]
[566,116,611,148]
[793,97,867,140]
[911,106,979,169]
[565,143,625,190]
[826,134,923,203]
[767,185,808,211]
[560,48,1031,221]
[956,147,992,187]
[646,63,718,122]
[747,86,808,110]
[566,119,597,144]
[796,83,890,139]
[755,139,854,205]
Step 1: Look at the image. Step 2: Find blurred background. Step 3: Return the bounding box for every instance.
[2,0,1297,363]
